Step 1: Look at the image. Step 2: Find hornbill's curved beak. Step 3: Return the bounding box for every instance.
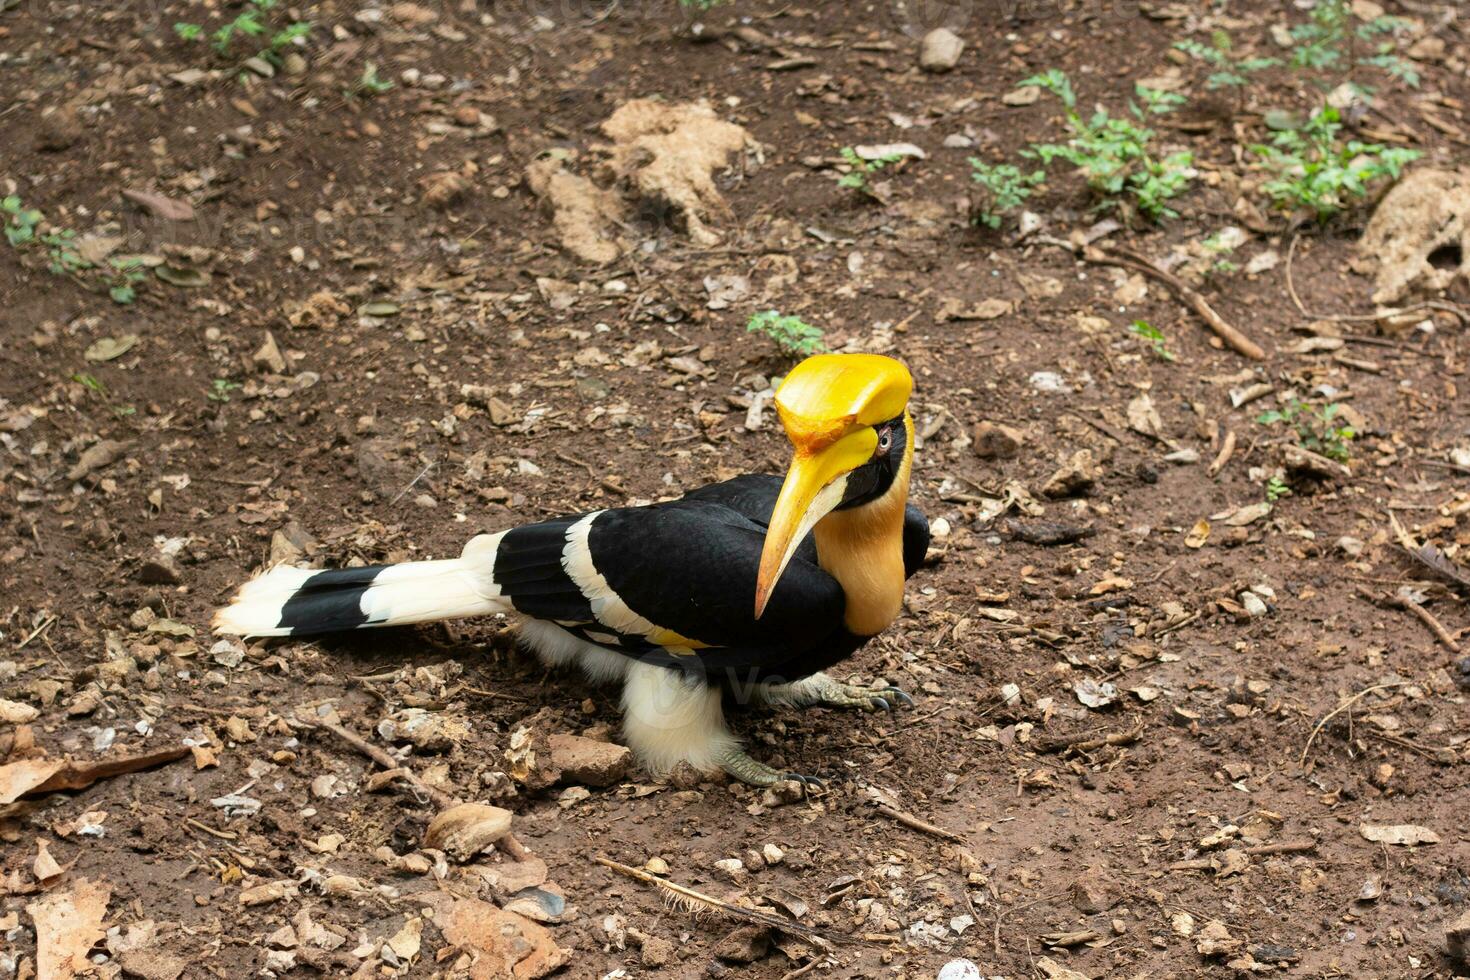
[752,352,915,619]
[754,426,876,618]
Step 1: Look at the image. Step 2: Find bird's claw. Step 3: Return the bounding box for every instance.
[801,673,916,713]
[717,748,824,789]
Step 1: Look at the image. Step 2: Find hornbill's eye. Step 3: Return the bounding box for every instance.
[876,426,893,453]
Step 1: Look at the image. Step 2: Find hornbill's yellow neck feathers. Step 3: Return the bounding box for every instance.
[755,353,914,620]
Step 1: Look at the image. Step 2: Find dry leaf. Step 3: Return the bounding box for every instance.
[122,189,195,221]
[1184,519,1211,549]
[27,878,111,979]
[1359,824,1439,846]
[0,748,189,805]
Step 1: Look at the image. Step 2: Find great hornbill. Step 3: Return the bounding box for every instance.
[215,352,929,785]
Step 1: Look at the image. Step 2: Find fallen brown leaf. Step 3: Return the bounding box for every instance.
[27,878,111,979]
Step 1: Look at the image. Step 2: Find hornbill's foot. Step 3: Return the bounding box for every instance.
[716,747,823,789]
[793,672,916,713]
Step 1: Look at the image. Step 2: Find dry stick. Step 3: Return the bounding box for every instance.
[309,718,534,861]
[1299,682,1411,766]
[1040,236,1265,359]
[594,857,845,945]
[310,717,454,809]
[1033,723,1144,755]
[1245,839,1317,856]
[1207,429,1237,478]
[1389,593,1462,654]
[873,804,967,843]
[1286,233,1469,327]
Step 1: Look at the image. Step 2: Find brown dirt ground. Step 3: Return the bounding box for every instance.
[2,0,1469,977]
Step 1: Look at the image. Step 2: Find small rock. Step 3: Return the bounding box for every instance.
[1070,865,1121,913]
[918,28,965,72]
[1448,908,1470,965]
[713,858,746,881]
[712,925,769,963]
[253,331,288,374]
[452,105,481,127]
[1335,536,1364,558]
[547,733,632,787]
[1003,85,1041,106]
[1041,449,1101,498]
[1239,591,1269,618]
[762,843,785,866]
[36,105,84,152]
[972,420,1025,458]
[138,555,182,585]
[640,935,675,967]
[282,52,308,76]
[422,803,513,862]
[938,961,983,980]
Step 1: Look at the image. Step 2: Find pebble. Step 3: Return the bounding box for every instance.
[761,843,785,865]
[937,960,983,980]
[919,28,965,72]
[1240,591,1269,618]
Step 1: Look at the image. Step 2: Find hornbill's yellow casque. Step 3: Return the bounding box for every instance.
[215,353,928,785]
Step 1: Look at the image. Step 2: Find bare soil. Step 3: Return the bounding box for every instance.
[2,1,1468,977]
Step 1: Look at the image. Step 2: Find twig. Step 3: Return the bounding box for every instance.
[309,717,454,809]
[1244,839,1317,856]
[1040,236,1264,359]
[308,716,535,859]
[1299,682,1410,765]
[1033,723,1144,755]
[778,957,828,980]
[388,460,437,506]
[15,615,57,650]
[1287,233,1469,326]
[1207,429,1236,478]
[873,804,966,842]
[1389,592,1461,653]
[594,857,844,945]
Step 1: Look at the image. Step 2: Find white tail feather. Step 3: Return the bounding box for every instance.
[214,532,508,637]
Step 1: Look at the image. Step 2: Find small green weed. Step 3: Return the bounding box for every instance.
[1256,400,1356,463]
[5,195,143,306]
[3,195,42,246]
[746,310,826,358]
[678,0,724,8]
[836,146,903,199]
[1289,0,1417,87]
[1265,476,1293,502]
[1252,106,1419,220]
[1174,33,1278,95]
[208,378,243,403]
[968,161,1044,229]
[174,0,308,65]
[354,63,395,96]
[1128,320,1176,361]
[1020,71,1195,222]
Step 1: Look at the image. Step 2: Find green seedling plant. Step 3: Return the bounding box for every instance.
[175,0,309,66]
[1256,400,1355,463]
[6,196,145,305]
[1174,33,1278,99]
[968,161,1044,229]
[208,378,243,403]
[1128,320,1176,362]
[746,310,826,358]
[354,64,394,96]
[1019,70,1195,222]
[1289,0,1418,87]
[1252,106,1419,221]
[1265,476,1293,502]
[3,195,42,246]
[837,147,903,199]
